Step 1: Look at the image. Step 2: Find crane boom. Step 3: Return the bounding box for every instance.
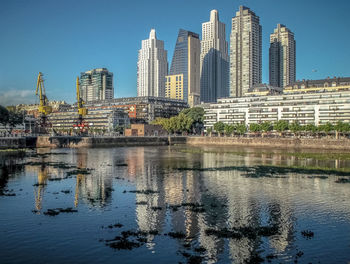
[35,72,52,116]
[76,77,87,116]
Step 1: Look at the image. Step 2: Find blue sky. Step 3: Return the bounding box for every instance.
[0,0,349,105]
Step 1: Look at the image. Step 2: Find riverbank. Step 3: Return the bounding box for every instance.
[186,136,350,150]
[35,136,187,148]
[1,135,350,150]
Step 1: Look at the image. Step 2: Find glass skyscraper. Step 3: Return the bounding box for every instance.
[80,68,114,102]
[165,29,200,107]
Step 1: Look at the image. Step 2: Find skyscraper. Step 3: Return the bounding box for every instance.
[230,6,262,97]
[165,29,200,107]
[269,24,296,88]
[200,10,229,103]
[137,29,168,97]
[80,68,114,102]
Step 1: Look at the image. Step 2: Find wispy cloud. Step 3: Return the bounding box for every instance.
[0,89,37,106]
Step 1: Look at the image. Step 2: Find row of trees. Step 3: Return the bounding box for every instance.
[210,120,350,138]
[152,107,204,134]
[0,105,24,131]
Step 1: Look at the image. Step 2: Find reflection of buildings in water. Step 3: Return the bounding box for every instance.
[0,153,25,193]
[34,165,49,211]
[130,147,204,249]
[74,149,114,207]
[198,153,297,263]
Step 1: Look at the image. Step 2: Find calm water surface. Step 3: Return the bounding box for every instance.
[1,146,350,264]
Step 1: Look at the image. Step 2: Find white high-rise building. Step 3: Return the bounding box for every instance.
[200,10,229,103]
[230,6,262,97]
[137,29,168,97]
[269,24,296,88]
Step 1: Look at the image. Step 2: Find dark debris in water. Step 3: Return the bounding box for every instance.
[33,183,47,187]
[25,161,75,170]
[43,207,78,216]
[307,175,328,179]
[335,178,350,183]
[176,165,350,178]
[103,229,160,250]
[61,189,71,194]
[135,201,147,205]
[301,230,314,239]
[107,223,124,229]
[116,163,128,167]
[167,231,186,239]
[128,189,159,194]
[205,225,279,240]
[66,168,92,176]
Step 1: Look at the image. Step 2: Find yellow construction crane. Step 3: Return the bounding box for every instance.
[74,77,88,133]
[35,72,52,129]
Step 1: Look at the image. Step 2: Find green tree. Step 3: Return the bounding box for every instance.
[305,124,318,136]
[334,121,350,139]
[249,123,261,133]
[213,121,225,136]
[235,124,247,136]
[177,113,193,134]
[289,121,301,137]
[206,127,213,137]
[181,107,204,123]
[0,105,9,125]
[318,122,334,137]
[274,120,289,135]
[261,121,273,133]
[224,124,235,136]
[6,110,24,132]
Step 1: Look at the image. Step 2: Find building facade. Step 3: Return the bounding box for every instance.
[165,74,184,101]
[166,29,200,107]
[137,29,168,97]
[269,24,296,88]
[204,78,350,128]
[48,107,129,132]
[85,96,188,124]
[230,6,262,98]
[200,10,229,103]
[125,124,167,137]
[80,68,114,102]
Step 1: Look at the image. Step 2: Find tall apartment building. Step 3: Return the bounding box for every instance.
[165,29,200,107]
[137,29,168,97]
[230,6,262,97]
[269,24,296,88]
[80,68,114,102]
[200,10,229,103]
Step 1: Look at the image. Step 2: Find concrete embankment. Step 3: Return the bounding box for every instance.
[2,135,350,150]
[36,136,187,148]
[0,137,37,149]
[186,136,350,150]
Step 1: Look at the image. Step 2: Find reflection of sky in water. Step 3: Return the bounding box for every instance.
[0,146,350,264]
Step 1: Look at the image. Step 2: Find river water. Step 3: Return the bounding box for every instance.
[0,146,350,264]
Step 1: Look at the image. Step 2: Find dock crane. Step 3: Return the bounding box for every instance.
[35,72,52,130]
[73,77,88,133]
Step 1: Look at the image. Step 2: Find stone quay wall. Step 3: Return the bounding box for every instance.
[35,136,187,148]
[186,136,350,150]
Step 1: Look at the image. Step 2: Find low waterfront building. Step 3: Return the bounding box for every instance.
[125,124,167,137]
[14,101,70,118]
[85,96,188,124]
[204,90,350,128]
[48,107,129,132]
[245,83,282,96]
[284,77,350,94]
